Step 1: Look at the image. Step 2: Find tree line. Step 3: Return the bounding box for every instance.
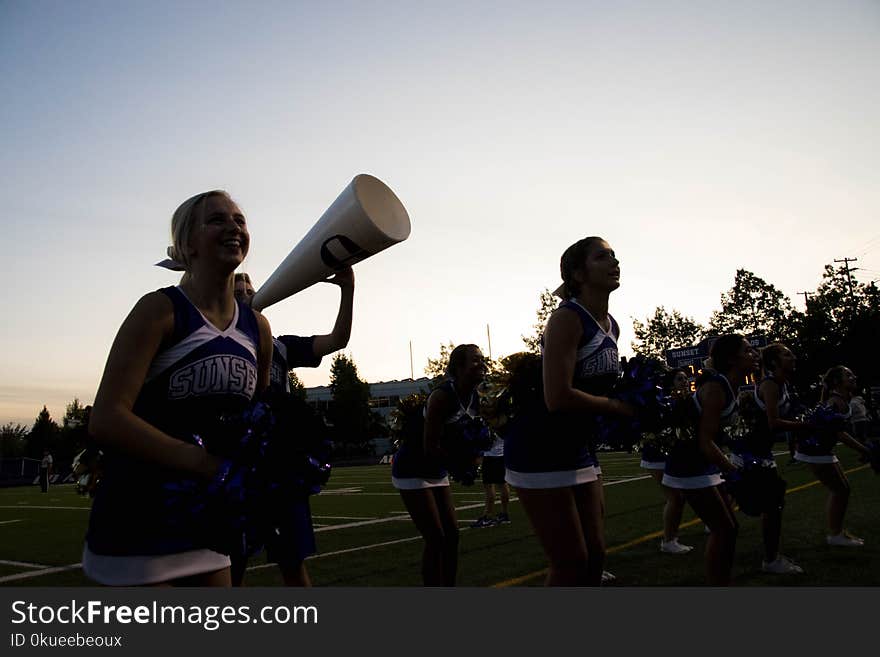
[630,263,880,394]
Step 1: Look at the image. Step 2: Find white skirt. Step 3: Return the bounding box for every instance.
[505,465,599,489]
[82,545,230,586]
[661,472,723,490]
[392,475,450,490]
[794,451,838,464]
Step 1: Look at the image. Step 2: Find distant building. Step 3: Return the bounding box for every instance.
[305,376,432,420]
[305,377,433,457]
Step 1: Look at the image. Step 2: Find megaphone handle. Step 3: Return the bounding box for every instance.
[320,235,373,269]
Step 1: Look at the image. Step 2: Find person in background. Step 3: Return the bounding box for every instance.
[794,366,871,547]
[640,368,692,554]
[663,334,753,586]
[850,391,868,444]
[731,343,807,575]
[393,344,487,586]
[472,426,511,528]
[39,448,53,493]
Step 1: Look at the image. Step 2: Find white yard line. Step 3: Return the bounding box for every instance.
[0,563,82,584]
[312,515,377,520]
[314,499,517,533]
[0,505,90,511]
[249,527,480,572]
[0,520,24,526]
[0,559,49,569]
[246,535,426,571]
[604,475,651,486]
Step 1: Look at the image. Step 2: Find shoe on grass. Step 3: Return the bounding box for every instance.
[826,531,864,547]
[471,515,497,529]
[761,555,804,574]
[660,538,694,554]
[495,512,511,524]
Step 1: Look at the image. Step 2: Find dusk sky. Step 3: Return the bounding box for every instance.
[2,0,879,426]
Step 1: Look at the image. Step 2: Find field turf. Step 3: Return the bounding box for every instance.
[1,449,877,586]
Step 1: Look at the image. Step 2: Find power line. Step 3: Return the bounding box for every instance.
[855,233,880,257]
[834,257,859,307]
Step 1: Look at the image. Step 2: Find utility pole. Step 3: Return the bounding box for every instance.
[486,324,492,360]
[834,257,859,304]
[797,291,813,310]
[409,341,414,379]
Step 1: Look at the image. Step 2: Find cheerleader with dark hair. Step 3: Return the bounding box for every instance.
[640,368,692,554]
[392,344,487,585]
[729,343,808,574]
[232,267,354,586]
[794,365,871,547]
[505,237,633,586]
[663,334,753,585]
[83,191,273,586]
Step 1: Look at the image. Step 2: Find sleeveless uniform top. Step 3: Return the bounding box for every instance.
[730,377,791,462]
[663,372,737,489]
[269,335,321,393]
[391,380,479,488]
[86,286,261,557]
[505,300,620,488]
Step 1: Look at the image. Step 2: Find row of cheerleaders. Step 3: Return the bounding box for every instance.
[390,341,880,586]
[77,216,879,587]
[77,335,879,588]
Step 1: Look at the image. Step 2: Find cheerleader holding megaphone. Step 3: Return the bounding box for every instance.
[231,268,354,587]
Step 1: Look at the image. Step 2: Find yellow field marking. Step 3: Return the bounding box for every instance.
[492,464,871,587]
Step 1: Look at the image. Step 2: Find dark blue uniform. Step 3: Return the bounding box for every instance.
[729,377,791,468]
[663,372,737,489]
[391,380,479,489]
[505,300,620,489]
[83,286,260,584]
[264,334,322,566]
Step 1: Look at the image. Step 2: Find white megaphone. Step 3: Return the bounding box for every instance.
[251,174,411,311]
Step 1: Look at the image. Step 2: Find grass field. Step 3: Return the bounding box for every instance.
[1,448,878,586]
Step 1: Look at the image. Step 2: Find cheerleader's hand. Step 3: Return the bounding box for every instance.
[610,399,637,418]
[183,439,226,481]
[721,469,742,484]
[323,267,354,289]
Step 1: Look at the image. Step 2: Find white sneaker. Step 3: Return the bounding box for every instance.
[761,555,804,574]
[601,570,616,584]
[660,538,694,554]
[826,532,864,547]
[704,525,711,535]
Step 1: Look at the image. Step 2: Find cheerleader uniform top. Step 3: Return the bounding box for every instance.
[663,372,738,490]
[86,286,261,558]
[268,335,322,393]
[391,380,480,488]
[505,300,620,489]
[796,394,850,460]
[731,377,792,461]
